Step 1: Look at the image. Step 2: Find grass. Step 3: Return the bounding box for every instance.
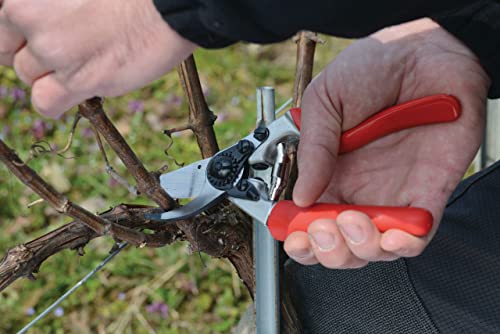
[0,38,350,333]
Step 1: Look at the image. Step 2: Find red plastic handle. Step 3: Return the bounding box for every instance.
[289,94,461,154]
[276,95,461,240]
[267,201,433,242]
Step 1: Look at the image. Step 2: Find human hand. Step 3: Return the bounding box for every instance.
[0,0,196,117]
[285,18,490,268]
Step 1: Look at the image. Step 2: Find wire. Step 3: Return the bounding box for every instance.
[17,242,128,334]
[275,97,293,116]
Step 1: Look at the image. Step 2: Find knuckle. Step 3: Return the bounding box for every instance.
[350,245,384,262]
[30,34,61,62]
[3,1,34,27]
[64,65,99,95]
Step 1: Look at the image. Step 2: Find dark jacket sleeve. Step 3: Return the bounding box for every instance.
[154,0,500,98]
[432,1,500,98]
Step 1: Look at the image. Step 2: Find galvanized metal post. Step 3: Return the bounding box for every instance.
[482,99,500,168]
[254,87,280,334]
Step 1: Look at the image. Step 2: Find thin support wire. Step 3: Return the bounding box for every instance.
[17,242,128,334]
[275,98,293,116]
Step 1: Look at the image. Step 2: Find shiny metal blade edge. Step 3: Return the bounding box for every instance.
[159,158,211,199]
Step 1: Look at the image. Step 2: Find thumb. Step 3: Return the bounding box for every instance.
[293,76,342,207]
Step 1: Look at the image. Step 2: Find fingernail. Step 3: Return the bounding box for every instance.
[288,248,313,259]
[310,232,336,251]
[339,223,365,244]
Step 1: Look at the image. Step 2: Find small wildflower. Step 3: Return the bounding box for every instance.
[54,307,64,317]
[81,127,94,138]
[146,301,169,319]
[231,96,240,106]
[128,100,144,113]
[181,280,198,294]
[32,119,47,140]
[117,292,126,301]
[169,95,182,107]
[217,112,228,122]
[25,307,36,316]
[10,87,26,101]
[108,177,120,188]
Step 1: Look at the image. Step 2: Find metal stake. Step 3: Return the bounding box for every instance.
[482,99,500,168]
[254,87,280,334]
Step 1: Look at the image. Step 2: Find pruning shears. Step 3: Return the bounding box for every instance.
[147,94,460,241]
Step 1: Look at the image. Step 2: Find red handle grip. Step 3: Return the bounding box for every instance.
[267,201,433,242]
[289,94,461,154]
[273,95,460,241]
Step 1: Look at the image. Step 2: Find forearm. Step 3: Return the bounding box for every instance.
[152,0,471,46]
[153,0,499,98]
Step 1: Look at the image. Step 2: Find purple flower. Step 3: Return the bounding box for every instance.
[146,301,169,319]
[10,87,26,101]
[231,96,240,106]
[128,100,144,113]
[217,112,228,122]
[108,177,120,188]
[54,307,64,317]
[32,119,47,140]
[0,86,8,99]
[118,292,126,301]
[181,281,198,294]
[81,127,94,138]
[25,307,36,316]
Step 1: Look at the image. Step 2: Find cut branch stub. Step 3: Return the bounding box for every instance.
[280,30,320,334]
[177,55,219,158]
[293,31,319,108]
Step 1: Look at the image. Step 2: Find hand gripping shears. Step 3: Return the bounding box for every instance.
[147,94,460,241]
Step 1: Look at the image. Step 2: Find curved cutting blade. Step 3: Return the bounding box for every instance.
[147,158,226,221]
[147,186,226,221]
[159,158,211,199]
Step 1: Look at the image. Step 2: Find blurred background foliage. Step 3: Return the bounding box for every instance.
[0,38,350,333]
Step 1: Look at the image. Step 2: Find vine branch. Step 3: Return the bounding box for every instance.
[78,98,175,210]
[177,55,219,158]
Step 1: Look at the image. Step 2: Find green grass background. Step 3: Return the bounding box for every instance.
[0,38,350,333]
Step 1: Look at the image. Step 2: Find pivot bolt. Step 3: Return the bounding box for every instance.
[210,156,233,179]
[253,126,269,141]
[237,140,253,154]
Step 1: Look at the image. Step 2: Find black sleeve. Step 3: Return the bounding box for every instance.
[154,0,475,45]
[432,1,500,98]
[155,0,500,98]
